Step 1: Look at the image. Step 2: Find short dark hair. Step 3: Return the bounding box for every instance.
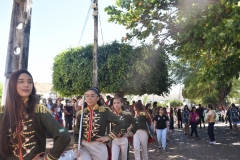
[208,104,213,110]
[76,96,82,100]
[231,103,236,108]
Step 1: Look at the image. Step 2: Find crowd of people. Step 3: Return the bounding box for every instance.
[19,91,240,159]
[0,69,239,160]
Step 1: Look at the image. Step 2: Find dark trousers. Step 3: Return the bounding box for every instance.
[208,122,215,142]
[225,117,228,123]
[178,118,183,128]
[190,122,199,137]
[228,117,232,129]
[221,116,225,123]
[199,116,205,128]
[170,117,174,129]
[65,116,73,130]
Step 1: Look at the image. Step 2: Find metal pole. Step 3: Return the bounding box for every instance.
[2,0,32,105]
[93,0,98,87]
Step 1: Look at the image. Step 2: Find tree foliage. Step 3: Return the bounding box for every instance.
[105,0,176,44]
[52,41,173,96]
[169,99,182,108]
[106,0,240,105]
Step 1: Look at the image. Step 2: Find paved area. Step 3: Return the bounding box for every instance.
[46,123,240,160]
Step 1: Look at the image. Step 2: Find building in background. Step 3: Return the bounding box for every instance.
[34,82,57,102]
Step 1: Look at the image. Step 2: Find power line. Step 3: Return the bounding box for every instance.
[78,1,92,46]
[98,4,104,45]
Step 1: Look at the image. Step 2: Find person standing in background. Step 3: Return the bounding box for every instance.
[72,98,77,127]
[227,106,232,129]
[197,104,205,129]
[169,107,175,130]
[189,107,200,139]
[105,95,111,107]
[154,107,169,151]
[177,108,183,128]
[41,98,47,107]
[204,104,216,144]
[64,99,73,130]
[76,96,82,112]
[57,98,63,119]
[182,105,190,135]
[230,103,239,135]
[47,98,53,110]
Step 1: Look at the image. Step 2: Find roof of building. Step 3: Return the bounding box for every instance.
[34,82,53,93]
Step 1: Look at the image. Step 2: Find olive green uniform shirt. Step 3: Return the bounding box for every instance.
[0,104,71,160]
[112,110,134,137]
[74,105,124,147]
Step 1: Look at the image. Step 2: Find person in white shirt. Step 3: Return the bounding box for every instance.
[205,104,216,144]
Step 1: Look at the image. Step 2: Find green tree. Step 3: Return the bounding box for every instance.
[52,41,173,96]
[106,0,240,106]
[169,99,182,108]
[105,0,176,44]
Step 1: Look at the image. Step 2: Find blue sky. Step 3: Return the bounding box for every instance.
[0,0,127,83]
[0,0,181,94]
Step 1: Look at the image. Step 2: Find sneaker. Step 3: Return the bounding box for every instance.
[209,141,214,145]
[162,148,166,151]
[158,146,162,149]
[213,141,216,144]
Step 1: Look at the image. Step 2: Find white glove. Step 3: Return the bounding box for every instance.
[73,148,82,158]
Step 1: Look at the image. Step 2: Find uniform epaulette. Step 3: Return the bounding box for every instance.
[0,106,4,114]
[122,111,132,115]
[99,106,111,112]
[77,108,88,116]
[35,104,51,113]
[139,112,146,116]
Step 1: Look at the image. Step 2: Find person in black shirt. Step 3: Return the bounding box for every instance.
[154,107,169,151]
[177,108,183,128]
[197,104,205,128]
[64,99,73,130]
[169,107,174,130]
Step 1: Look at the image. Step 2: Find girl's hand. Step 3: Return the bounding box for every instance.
[35,157,43,160]
[95,135,111,143]
[135,111,139,117]
[73,148,82,158]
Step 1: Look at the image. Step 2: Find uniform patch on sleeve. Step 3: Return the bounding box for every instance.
[59,128,65,133]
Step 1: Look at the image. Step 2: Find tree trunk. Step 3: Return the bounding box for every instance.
[218,82,232,107]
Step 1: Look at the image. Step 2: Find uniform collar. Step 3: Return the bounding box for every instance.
[23,98,28,107]
[87,104,99,111]
[114,109,122,116]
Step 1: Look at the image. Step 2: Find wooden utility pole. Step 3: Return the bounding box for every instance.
[2,0,32,105]
[92,0,98,87]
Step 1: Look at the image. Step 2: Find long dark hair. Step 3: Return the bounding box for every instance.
[134,102,152,126]
[0,69,37,157]
[184,105,190,111]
